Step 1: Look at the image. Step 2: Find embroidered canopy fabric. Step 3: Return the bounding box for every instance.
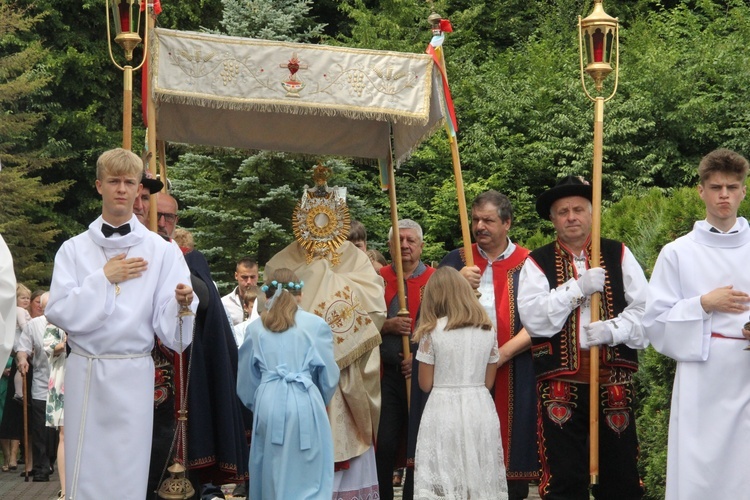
[151,28,446,163]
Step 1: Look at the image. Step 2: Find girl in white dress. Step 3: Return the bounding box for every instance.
[414,267,508,500]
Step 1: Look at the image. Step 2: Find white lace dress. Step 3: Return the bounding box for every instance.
[415,318,508,500]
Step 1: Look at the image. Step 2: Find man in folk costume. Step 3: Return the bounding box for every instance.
[517,176,647,500]
[376,219,434,500]
[643,149,750,499]
[264,165,386,499]
[45,148,197,499]
[439,190,539,500]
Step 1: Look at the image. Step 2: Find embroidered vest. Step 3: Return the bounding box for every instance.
[528,238,639,381]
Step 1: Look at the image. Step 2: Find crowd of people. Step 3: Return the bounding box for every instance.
[0,146,749,500]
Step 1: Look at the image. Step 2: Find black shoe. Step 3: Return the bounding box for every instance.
[19,470,32,477]
[231,482,248,497]
[32,474,50,482]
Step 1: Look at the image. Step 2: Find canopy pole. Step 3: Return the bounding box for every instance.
[428,14,474,268]
[589,97,605,484]
[146,9,158,232]
[386,152,411,411]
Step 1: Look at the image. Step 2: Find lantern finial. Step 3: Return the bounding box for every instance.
[579,0,619,92]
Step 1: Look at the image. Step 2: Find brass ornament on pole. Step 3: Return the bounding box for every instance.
[577,0,619,487]
[105,0,148,150]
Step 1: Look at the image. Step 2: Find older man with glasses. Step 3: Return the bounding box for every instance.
[156,192,179,239]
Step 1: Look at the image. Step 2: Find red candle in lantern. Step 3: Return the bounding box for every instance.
[119,3,130,33]
[592,30,604,63]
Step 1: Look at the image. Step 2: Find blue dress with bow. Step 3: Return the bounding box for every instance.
[237,309,340,500]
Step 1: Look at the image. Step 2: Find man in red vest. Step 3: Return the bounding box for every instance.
[439,190,540,500]
[377,219,435,500]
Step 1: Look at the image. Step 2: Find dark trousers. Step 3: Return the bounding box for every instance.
[375,364,409,500]
[508,479,530,500]
[30,398,52,478]
[537,379,643,500]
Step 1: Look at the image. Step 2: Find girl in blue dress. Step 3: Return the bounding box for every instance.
[237,268,340,499]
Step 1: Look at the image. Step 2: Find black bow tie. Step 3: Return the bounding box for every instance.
[709,227,738,234]
[102,223,131,238]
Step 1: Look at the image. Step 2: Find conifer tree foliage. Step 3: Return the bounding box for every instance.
[220,0,325,41]
[0,1,69,287]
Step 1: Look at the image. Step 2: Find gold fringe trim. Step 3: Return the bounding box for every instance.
[336,332,382,370]
[154,91,432,127]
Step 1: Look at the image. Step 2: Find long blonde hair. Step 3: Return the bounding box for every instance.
[261,268,302,333]
[413,266,492,341]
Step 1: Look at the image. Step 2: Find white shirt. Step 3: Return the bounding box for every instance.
[518,243,648,349]
[16,315,52,400]
[476,239,516,329]
[222,287,245,326]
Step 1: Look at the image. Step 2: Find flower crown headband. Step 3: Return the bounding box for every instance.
[261,280,304,294]
[262,280,304,311]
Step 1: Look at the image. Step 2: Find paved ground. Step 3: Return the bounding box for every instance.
[1,466,545,499]
[0,469,250,500]
[0,466,61,500]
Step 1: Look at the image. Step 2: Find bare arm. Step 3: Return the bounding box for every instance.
[418,362,434,392]
[498,328,532,366]
[485,361,498,390]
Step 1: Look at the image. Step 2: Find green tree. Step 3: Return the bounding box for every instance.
[0,1,70,287]
[220,0,325,41]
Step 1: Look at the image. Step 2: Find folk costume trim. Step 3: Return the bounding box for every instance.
[528,238,639,381]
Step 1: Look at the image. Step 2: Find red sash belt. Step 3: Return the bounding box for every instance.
[711,333,745,340]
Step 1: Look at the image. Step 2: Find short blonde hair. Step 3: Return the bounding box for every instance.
[173,228,195,251]
[16,283,30,298]
[96,148,143,181]
[243,286,258,307]
[413,267,492,341]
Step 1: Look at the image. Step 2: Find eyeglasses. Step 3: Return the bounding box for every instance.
[157,212,177,223]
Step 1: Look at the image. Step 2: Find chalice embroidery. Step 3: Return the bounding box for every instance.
[743,316,750,351]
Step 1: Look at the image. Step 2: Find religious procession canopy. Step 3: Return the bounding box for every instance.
[150,28,447,164]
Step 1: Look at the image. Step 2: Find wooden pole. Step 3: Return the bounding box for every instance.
[123,65,133,150]
[22,372,29,482]
[158,140,167,191]
[589,96,604,485]
[386,154,411,410]
[146,10,159,232]
[431,44,474,269]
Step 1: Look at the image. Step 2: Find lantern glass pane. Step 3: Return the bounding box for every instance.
[605,29,614,64]
[583,31,593,66]
[110,1,122,35]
